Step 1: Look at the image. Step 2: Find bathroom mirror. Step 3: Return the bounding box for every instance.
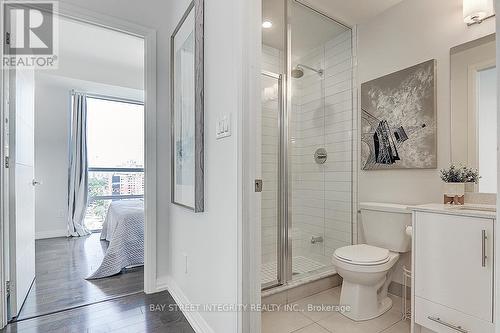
[450,34,496,193]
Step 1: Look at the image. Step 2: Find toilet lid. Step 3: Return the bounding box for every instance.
[334,244,390,265]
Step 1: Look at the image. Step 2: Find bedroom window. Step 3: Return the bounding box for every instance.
[85,96,144,231]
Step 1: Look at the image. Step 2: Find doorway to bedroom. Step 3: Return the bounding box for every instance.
[2,13,147,322]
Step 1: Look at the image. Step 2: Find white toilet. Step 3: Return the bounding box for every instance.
[332,202,411,321]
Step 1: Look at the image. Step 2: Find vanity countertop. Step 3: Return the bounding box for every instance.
[411,203,496,219]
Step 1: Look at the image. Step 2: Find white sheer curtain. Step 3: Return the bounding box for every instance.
[67,92,91,237]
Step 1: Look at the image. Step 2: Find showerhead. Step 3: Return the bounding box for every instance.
[291,64,323,79]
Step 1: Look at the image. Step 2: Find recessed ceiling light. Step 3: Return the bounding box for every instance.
[262,20,273,29]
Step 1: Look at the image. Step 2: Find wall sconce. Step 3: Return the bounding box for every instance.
[463,0,495,26]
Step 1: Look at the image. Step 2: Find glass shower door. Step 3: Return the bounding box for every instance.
[288,0,353,281]
[261,72,283,289]
[260,0,353,289]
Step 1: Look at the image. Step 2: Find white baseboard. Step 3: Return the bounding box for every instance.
[35,229,67,240]
[156,276,214,333]
[155,276,169,291]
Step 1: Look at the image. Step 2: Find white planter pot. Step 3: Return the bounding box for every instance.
[464,182,476,193]
[442,182,465,196]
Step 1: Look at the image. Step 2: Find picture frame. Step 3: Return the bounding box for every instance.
[170,0,204,212]
[360,59,437,170]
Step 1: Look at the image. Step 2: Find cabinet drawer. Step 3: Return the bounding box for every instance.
[415,296,494,333]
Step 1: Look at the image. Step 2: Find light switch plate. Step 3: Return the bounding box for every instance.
[216,113,231,139]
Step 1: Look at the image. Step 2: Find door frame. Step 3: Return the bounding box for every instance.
[0,2,7,326]
[496,13,500,333]
[0,3,158,327]
[260,70,284,291]
[466,60,496,193]
[237,0,261,331]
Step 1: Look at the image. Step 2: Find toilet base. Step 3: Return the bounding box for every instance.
[342,295,393,321]
[339,280,393,321]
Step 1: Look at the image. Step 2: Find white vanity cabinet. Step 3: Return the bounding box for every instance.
[412,207,495,333]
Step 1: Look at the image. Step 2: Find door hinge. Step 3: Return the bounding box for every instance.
[6,281,11,297]
[5,32,10,45]
[4,156,9,168]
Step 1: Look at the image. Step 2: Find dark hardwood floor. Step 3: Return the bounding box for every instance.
[1,233,194,332]
[2,291,195,333]
[17,233,143,320]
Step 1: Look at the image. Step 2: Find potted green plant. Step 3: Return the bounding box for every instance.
[440,164,480,204]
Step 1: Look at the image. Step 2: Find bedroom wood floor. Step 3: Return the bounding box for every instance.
[2,291,195,333]
[16,233,144,320]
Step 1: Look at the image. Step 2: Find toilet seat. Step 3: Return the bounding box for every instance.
[334,244,390,266]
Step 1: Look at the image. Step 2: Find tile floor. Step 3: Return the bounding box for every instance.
[262,286,410,333]
[262,256,326,284]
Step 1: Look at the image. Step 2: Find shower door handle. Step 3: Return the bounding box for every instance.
[255,179,263,193]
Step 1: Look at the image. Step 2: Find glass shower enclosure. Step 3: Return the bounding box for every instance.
[261,0,354,289]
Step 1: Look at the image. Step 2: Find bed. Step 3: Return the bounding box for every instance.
[87,199,144,279]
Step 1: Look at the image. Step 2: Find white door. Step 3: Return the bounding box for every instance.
[8,67,36,318]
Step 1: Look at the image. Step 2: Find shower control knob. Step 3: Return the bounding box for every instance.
[314,148,327,164]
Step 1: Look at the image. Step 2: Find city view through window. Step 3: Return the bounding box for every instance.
[85,97,144,230]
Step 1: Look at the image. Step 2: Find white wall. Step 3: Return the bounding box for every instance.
[34,73,143,239]
[357,0,495,285]
[358,0,494,205]
[166,1,245,331]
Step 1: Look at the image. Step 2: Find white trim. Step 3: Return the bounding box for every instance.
[496,14,500,333]
[467,59,496,194]
[161,276,214,333]
[467,60,496,167]
[237,0,261,332]
[0,3,158,324]
[0,2,7,327]
[155,275,169,291]
[143,27,158,295]
[35,229,68,240]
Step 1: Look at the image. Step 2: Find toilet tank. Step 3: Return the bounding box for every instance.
[359,202,412,252]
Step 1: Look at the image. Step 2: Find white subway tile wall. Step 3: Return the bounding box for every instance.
[290,30,356,271]
[261,45,282,270]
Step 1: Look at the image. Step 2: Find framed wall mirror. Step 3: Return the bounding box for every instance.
[171,0,204,212]
[450,34,496,194]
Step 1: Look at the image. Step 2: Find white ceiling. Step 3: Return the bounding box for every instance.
[262,0,285,49]
[304,0,403,26]
[262,0,403,52]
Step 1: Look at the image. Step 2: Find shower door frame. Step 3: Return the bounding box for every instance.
[261,70,289,290]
